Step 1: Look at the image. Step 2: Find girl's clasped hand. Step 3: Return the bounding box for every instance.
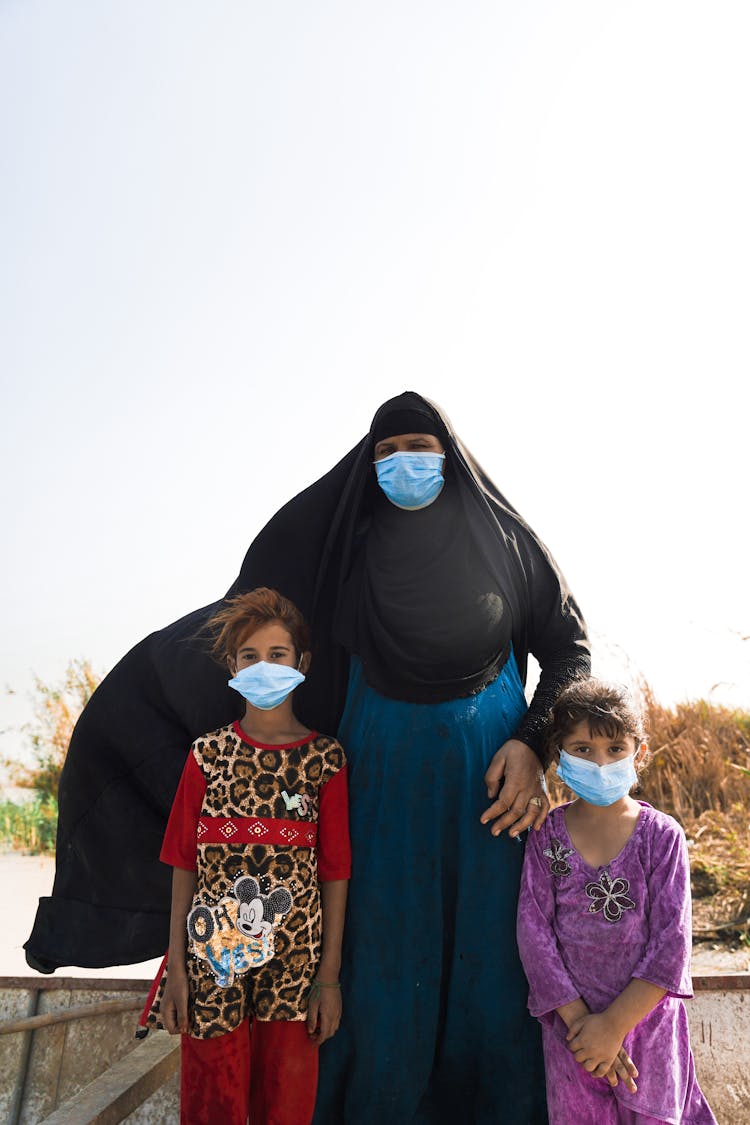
[563,1004,639,1092]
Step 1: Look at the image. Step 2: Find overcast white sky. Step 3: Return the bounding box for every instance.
[2,0,749,762]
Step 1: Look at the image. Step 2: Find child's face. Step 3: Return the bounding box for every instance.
[231,621,300,675]
[560,720,643,768]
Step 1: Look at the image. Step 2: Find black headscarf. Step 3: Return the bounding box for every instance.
[336,482,512,701]
[25,392,589,972]
[337,398,512,700]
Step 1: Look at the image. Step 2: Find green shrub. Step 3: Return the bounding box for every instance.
[0,795,58,854]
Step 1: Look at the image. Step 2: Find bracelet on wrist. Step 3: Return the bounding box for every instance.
[310,979,341,996]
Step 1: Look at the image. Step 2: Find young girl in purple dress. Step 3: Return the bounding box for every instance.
[517,678,716,1125]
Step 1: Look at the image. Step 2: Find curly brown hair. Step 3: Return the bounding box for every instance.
[546,678,647,760]
[206,588,311,667]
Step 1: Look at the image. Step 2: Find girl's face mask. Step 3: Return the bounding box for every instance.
[374,451,446,510]
[556,750,638,807]
[228,661,305,710]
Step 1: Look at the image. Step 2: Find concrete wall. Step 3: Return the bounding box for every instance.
[0,976,179,1124]
[121,1072,180,1124]
[691,977,750,1123]
[2,974,748,1123]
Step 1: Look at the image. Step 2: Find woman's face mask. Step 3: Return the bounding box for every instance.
[373,433,446,511]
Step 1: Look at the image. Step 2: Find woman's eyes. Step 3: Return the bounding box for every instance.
[375,441,437,458]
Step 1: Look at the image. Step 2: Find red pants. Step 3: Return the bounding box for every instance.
[180,1019,318,1125]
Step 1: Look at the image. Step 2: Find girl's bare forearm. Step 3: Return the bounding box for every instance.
[605,978,666,1039]
[168,867,197,973]
[318,879,348,978]
[556,997,589,1028]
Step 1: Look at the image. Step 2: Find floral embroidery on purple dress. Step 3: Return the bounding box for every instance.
[543,838,574,878]
[585,869,636,923]
[517,802,717,1124]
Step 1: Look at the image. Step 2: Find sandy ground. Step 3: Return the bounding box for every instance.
[0,853,163,980]
[2,852,748,980]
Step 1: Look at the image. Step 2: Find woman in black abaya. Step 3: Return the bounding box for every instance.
[26,392,589,1123]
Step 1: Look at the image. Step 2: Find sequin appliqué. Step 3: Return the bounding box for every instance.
[544,837,574,877]
[187,874,293,986]
[585,870,635,923]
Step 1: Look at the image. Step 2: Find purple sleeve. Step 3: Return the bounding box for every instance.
[632,816,693,998]
[517,828,581,1019]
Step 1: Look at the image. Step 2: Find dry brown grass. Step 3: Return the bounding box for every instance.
[546,688,750,941]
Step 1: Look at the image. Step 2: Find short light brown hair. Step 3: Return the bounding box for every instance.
[206,588,311,666]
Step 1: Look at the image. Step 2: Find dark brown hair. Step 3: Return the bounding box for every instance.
[547,678,647,759]
[206,588,311,667]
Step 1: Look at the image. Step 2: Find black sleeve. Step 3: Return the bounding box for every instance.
[510,529,591,764]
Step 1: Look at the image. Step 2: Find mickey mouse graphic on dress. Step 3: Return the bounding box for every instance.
[187,875,293,987]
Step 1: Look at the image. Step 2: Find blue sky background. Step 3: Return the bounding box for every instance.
[2,0,749,763]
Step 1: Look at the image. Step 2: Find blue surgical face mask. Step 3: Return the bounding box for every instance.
[374,451,446,510]
[556,750,638,807]
[228,661,305,710]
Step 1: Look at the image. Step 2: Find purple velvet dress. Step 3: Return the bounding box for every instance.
[517,802,716,1124]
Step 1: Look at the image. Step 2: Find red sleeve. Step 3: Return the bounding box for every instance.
[159,750,206,871]
[317,764,351,881]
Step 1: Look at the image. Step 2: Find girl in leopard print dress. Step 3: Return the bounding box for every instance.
[142,587,350,1125]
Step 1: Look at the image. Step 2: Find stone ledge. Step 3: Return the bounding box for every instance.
[40,1032,179,1125]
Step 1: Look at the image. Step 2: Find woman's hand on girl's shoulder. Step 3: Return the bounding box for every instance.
[481,739,549,838]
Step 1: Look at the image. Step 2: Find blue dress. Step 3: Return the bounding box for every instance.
[314,654,548,1124]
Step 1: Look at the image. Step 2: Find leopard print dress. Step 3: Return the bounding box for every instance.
[145,722,347,1039]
